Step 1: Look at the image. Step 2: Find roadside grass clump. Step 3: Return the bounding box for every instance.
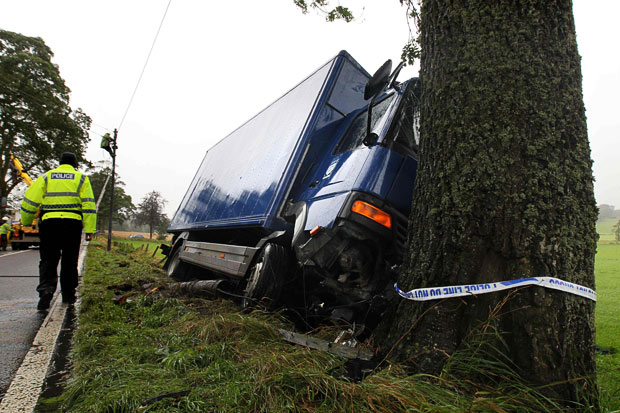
[47,239,617,412]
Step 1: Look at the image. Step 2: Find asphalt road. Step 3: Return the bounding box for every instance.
[0,248,45,400]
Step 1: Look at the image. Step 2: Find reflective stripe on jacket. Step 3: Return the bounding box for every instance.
[20,164,97,233]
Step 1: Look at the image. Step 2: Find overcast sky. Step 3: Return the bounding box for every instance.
[1,1,618,218]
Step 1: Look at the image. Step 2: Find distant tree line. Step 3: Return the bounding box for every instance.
[89,162,170,239]
[598,204,620,221]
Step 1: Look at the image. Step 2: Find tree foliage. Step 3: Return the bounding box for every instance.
[292,0,421,64]
[155,216,171,240]
[0,29,92,204]
[135,191,168,240]
[293,0,354,22]
[88,162,135,231]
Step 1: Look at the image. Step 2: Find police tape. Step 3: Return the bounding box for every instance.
[394,277,597,302]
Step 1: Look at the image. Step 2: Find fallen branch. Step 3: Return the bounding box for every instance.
[278,329,374,361]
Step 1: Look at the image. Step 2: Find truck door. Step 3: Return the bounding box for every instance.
[381,80,420,213]
[298,93,398,230]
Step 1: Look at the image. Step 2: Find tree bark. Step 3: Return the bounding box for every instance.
[378,0,597,405]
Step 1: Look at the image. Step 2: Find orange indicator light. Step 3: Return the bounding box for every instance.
[351,201,392,229]
[310,226,322,237]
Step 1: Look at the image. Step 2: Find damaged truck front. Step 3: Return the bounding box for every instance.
[165,51,419,332]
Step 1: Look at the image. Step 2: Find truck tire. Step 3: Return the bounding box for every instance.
[167,243,192,282]
[242,243,288,309]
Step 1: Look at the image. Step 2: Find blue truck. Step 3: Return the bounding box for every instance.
[165,51,419,329]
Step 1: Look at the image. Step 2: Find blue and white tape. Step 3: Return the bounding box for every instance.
[395,277,597,302]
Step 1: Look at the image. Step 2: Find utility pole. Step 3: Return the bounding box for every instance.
[101,129,118,251]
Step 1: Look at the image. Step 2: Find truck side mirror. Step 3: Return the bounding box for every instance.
[364,59,392,144]
[364,60,392,101]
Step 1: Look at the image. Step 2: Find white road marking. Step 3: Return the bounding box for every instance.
[0,250,31,258]
[0,241,89,413]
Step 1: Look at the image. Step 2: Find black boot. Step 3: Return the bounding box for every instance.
[37,294,53,311]
[62,290,76,304]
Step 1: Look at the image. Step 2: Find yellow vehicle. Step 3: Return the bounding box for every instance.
[8,155,40,250]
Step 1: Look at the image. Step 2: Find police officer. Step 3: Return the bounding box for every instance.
[20,152,97,311]
[0,216,11,251]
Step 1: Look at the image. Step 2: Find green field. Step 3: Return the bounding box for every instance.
[594,218,620,410]
[597,218,619,243]
[595,242,620,408]
[92,234,167,260]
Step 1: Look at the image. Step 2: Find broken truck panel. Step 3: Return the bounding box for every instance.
[166,51,419,331]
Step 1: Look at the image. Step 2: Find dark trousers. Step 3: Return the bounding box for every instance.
[1,234,7,251]
[37,218,83,297]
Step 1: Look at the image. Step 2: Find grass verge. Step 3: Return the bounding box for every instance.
[36,240,617,412]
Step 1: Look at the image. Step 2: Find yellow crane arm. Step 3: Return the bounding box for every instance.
[9,155,34,187]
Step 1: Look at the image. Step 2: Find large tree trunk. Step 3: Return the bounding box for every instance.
[378,0,597,404]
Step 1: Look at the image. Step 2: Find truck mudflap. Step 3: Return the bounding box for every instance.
[159,243,171,257]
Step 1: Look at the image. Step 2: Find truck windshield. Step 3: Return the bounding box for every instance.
[334,94,395,154]
[385,80,420,157]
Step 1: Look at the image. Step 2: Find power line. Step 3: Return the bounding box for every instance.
[2,1,173,140]
[117,0,173,131]
[85,123,110,139]
[90,122,112,134]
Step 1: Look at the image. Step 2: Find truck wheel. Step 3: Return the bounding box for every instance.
[242,243,288,309]
[167,243,192,281]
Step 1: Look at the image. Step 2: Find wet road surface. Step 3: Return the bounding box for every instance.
[0,248,44,400]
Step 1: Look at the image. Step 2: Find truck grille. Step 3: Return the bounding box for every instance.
[392,211,409,264]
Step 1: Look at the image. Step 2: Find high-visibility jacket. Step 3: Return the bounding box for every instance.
[21,164,97,233]
[0,222,10,235]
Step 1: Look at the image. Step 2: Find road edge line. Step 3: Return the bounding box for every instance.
[0,250,31,258]
[0,241,89,413]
